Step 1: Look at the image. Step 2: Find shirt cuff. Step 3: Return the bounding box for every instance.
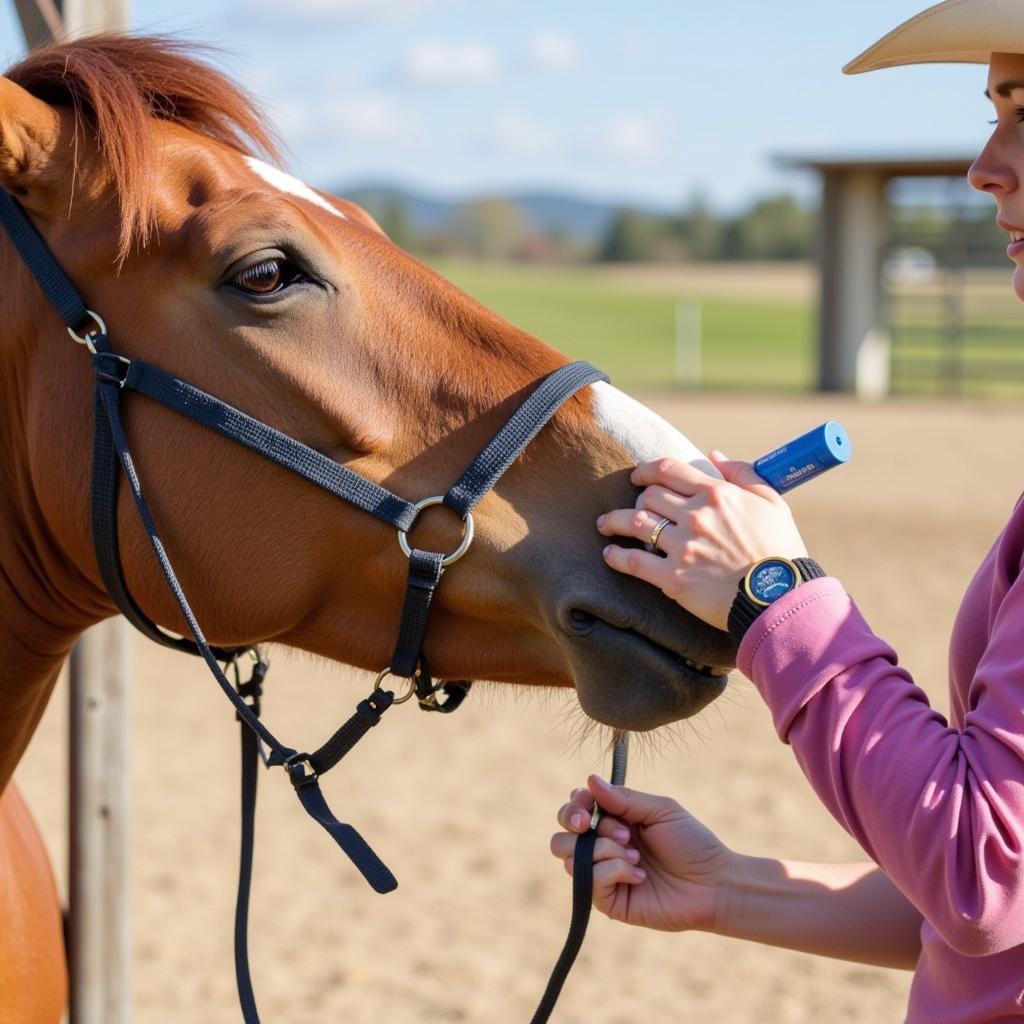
[736,577,859,742]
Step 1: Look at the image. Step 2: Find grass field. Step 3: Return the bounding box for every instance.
[427,259,816,391]
[426,259,1024,398]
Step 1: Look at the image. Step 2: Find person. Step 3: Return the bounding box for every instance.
[549,4,1024,1021]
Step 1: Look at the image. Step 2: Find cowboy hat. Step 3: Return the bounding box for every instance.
[845,0,1024,74]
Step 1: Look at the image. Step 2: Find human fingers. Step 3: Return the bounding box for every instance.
[562,853,646,889]
[550,833,641,864]
[588,857,648,906]
[636,484,689,522]
[596,507,680,552]
[708,450,779,502]
[630,457,719,495]
[600,542,676,591]
[557,799,631,841]
[587,775,679,826]
[556,789,594,833]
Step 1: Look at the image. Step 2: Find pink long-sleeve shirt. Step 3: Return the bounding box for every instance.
[738,494,1024,1023]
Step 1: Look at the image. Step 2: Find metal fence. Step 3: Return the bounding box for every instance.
[885,177,1024,398]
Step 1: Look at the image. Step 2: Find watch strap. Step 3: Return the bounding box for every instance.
[727,557,826,648]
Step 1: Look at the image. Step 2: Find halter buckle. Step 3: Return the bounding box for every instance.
[412,679,472,714]
[397,496,474,568]
[283,752,318,787]
[93,352,133,388]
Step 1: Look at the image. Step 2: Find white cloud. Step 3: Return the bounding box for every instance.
[269,94,407,147]
[239,0,436,28]
[490,114,555,156]
[605,116,660,161]
[266,98,314,140]
[329,96,407,143]
[527,30,579,71]
[403,37,501,83]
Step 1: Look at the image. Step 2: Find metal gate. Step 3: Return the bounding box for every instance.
[885,175,1024,398]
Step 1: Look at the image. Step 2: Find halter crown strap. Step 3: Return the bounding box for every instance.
[443,359,608,518]
[0,191,91,333]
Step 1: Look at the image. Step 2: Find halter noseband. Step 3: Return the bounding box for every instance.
[0,188,613,1022]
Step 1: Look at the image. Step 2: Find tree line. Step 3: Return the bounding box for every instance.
[598,194,813,262]
[368,190,1008,267]
[371,192,816,263]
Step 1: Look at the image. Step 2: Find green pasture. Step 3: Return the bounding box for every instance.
[427,259,815,392]
[425,260,1024,397]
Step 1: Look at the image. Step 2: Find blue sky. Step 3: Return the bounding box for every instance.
[0,1,997,211]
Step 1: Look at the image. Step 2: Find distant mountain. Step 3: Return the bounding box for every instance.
[337,185,453,232]
[334,182,670,244]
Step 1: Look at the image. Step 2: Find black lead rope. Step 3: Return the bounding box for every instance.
[534,836,599,1023]
[531,736,630,1024]
[0,186,619,1022]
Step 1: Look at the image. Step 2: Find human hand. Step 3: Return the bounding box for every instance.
[550,776,736,933]
[596,452,809,631]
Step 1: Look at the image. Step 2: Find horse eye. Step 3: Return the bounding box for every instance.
[229,257,307,295]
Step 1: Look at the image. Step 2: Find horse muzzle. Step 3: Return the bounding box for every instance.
[552,588,734,731]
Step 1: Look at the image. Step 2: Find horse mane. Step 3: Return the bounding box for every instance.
[5,34,280,261]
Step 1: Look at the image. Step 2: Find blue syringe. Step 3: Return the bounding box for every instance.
[752,420,851,493]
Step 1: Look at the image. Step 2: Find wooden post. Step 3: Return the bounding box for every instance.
[11,0,64,47]
[68,619,133,1024]
[817,168,892,398]
[9,5,135,1024]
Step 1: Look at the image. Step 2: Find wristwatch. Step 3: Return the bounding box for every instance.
[727,556,826,646]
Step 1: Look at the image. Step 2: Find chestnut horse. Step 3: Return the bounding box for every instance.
[0,36,734,1022]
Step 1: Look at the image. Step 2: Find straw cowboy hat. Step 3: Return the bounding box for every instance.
[846,0,1024,74]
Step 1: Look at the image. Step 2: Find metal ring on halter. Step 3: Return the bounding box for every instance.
[374,668,416,704]
[397,495,475,568]
[67,310,108,354]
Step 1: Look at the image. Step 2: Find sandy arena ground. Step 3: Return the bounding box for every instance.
[15,390,1024,1024]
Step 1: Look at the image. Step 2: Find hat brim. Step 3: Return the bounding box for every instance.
[845,0,1021,75]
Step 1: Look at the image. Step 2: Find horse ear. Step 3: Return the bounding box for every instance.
[0,77,62,210]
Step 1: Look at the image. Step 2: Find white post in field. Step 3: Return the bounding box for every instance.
[674,298,702,389]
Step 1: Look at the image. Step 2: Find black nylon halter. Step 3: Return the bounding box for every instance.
[0,188,618,1022]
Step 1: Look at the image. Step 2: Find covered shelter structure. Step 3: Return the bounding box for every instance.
[12,0,124,45]
[779,153,976,398]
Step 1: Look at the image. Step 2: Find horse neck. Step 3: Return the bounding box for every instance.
[0,318,101,788]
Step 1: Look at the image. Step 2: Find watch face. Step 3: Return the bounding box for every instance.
[748,559,798,605]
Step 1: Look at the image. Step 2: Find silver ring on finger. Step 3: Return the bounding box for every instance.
[649,515,673,553]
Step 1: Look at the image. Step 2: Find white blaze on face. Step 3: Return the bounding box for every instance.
[244,157,347,220]
[590,381,721,485]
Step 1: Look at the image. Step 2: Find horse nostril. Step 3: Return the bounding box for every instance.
[569,609,596,636]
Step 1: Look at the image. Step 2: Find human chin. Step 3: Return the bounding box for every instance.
[1013,261,1024,303]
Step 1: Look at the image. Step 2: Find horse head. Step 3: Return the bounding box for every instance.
[0,35,735,736]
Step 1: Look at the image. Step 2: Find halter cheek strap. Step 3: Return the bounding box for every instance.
[0,187,611,1024]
